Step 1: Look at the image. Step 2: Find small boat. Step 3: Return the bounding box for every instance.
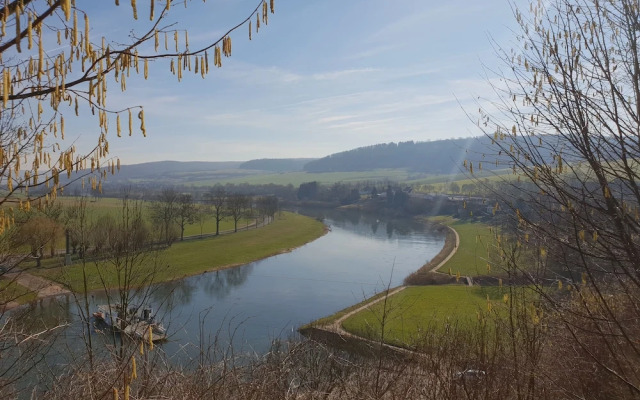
[93,303,166,342]
[123,320,167,342]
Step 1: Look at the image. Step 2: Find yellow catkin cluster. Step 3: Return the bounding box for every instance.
[131,356,137,380]
[138,109,146,137]
[214,46,222,67]
[222,36,232,57]
[262,1,268,24]
[1,68,10,107]
[148,325,154,350]
[128,109,133,136]
[0,0,277,231]
[61,0,71,20]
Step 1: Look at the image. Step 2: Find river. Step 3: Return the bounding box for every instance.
[15,209,444,373]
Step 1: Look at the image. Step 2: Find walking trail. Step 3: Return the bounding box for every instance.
[321,224,461,351]
[2,271,71,310]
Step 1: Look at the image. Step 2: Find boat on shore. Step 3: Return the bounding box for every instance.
[93,303,167,342]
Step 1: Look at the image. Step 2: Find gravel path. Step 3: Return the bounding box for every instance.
[316,224,461,354]
[430,225,460,273]
[2,271,70,310]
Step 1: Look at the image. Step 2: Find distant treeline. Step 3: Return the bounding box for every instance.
[303,139,491,173]
[302,136,564,173]
[239,158,316,172]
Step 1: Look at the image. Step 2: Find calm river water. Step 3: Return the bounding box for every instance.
[18,209,444,366]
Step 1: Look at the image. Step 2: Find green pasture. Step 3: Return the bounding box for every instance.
[341,285,506,347]
[431,218,496,277]
[181,215,238,237]
[33,212,326,292]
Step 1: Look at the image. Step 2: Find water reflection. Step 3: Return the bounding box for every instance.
[300,208,429,241]
[154,263,255,308]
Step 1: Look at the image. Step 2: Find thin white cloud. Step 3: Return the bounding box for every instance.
[311,68,379,80]
[345,44,398,61]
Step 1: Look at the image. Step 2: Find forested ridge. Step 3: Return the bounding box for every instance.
[304,137,501,173]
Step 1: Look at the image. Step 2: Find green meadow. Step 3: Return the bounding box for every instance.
[314,217,520,348]
[341,285,507,347]
[33,212,326,292]
[439,218,496,277]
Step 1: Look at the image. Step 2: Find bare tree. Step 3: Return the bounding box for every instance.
[206,188,227,236]
[226,193,248,233]
[194,203,211,238]
[149,188,179,245]
[256,195,278,224]
[476,0,640,397]
[93,196,163,359]
[12,208,59,267]
[176,193,197,241]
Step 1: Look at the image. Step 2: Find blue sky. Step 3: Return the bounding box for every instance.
[69,0,523,164]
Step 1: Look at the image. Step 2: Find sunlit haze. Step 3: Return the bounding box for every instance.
[67,0,522,164]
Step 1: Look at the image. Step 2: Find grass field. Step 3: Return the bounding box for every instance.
[33,212,326,292]
[17,196,239,253]
[62,196,238,235]
[432,218,496,277]
[341,285,506,347]
[312,217,515,348]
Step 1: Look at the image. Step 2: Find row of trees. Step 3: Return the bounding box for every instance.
[3,187,281,271]
[149,187,279,245]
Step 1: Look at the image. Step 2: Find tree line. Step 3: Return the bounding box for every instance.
[9,188,280,268]
[149,187,279,245]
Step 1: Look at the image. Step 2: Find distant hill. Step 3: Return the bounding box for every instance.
[302,137,562,174]
[114,161,242,179]
[56,137,562,190]
[302,138,500,173]
[79,158,319,187]
[239,158,316,172]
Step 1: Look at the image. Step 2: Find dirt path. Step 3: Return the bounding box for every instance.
[314,225,462,354]
[322,286,419,357]
[328,286,407,335]
[2,271,70,310]
[430,225,460,273]
[327,224,461,334]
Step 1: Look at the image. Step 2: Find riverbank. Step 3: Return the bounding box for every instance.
[302,216,494,350]
[403,220,459,285]
[29,212,327,293]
